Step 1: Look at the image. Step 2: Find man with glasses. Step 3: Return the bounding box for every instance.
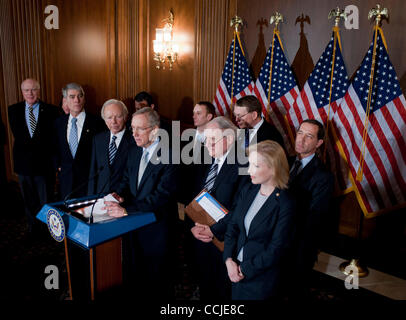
[189,116,248,300]
[105,107,179,299]
[8,78,59,235]
[233,95,285,151]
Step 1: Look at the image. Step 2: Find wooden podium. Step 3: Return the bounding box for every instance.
[36,197,156,300]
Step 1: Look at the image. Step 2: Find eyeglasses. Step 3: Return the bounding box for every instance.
[233,111,250,119]
[131,125,153,133]
[204,135,225,146]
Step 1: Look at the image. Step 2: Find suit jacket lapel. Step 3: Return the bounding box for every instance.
[137,147,161,190]
[238,184,261,236]
[246,188,279,236]
[113,129,131,166]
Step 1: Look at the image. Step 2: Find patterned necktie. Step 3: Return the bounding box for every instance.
[28,106,36,137]
[289,159,302,181]
[204,159,218,193]
[108,135,117,165]
[137,150,149,186]
[69,117,78,158]
[244,128,250,148]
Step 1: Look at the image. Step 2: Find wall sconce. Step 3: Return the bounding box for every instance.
[153,10,179,70]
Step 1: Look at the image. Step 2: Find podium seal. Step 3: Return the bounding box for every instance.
[46,209,66,242]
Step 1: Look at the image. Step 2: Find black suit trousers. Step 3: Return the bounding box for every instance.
[18,174,54,230]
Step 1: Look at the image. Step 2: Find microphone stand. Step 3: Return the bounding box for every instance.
[63,166,105,210]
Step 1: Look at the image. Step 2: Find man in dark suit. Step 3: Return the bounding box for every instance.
[54,83,105,200]
[233,95,285,151]
[189,116,248,300]
[105,107,178,299]
[288,119,334,299]
[87,99,132,195]
[8,78,59,233]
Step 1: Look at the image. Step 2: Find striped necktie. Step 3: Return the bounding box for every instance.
[204,159,218,193]
[28,106,36,137]
[108,135,117,165]
[69,117,78,158]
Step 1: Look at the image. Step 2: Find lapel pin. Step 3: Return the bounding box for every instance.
[276,193,280,197]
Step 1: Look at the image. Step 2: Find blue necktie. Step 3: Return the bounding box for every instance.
[204,159,218,193]
[69,117,78,158]
[108,135,117,165]
[245,128,250,148]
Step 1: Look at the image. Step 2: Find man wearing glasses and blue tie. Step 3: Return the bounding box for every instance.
[233,95,285,152]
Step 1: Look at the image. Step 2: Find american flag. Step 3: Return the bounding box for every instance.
[333,27,406,216]
[213,33,254,116]
[287,30,351,190]
[253,31,299,155]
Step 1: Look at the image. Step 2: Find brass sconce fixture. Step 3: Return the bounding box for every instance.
[153,10,179,70]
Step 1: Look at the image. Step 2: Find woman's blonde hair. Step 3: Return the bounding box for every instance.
[247,140,289,189]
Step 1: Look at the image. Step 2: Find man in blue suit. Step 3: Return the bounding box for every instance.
[87,99,133,195]
[105,107,178,299]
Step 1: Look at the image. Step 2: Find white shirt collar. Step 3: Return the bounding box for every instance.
[69,111,86,124]
[252,118,264,131]
[142,138,160,161]
[298,153,316,168]
[110,128,126,146]
[215,145,233,173]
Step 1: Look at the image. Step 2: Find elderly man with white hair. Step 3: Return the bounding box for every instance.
[87,98,133,195]
[8,78,59,235]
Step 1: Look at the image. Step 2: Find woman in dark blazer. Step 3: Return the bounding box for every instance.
[223,140,296,300]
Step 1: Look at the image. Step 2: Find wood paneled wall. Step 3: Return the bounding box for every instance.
[0,0,236,179]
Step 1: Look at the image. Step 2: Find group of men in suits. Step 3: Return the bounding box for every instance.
[8,78,333,300]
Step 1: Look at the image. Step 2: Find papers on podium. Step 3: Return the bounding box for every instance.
[185,190,229,251]
[76,193,119,223]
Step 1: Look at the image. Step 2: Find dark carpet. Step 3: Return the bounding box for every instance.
[0,182,394,303]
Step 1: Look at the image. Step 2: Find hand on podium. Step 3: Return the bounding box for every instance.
[191,222,213,243]
[103,193,127,218]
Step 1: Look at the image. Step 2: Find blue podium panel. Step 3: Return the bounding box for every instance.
[37,201,156,249]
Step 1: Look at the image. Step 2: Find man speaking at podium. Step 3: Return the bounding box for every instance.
[104,107,178,299]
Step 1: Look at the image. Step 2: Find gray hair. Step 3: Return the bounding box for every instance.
[208,116,237,136]
[133,107,160,128]
[101,99,128,120]
[62,83,85,98]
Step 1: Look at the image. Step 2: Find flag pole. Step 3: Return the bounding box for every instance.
[339,4,389,278]
[324,8,346,162]
[356,4,388,181]
[230,16,243,118]
[268,13,296,147]
[266,12,282,123]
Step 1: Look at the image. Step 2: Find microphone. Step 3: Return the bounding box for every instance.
[63,165,105,208]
